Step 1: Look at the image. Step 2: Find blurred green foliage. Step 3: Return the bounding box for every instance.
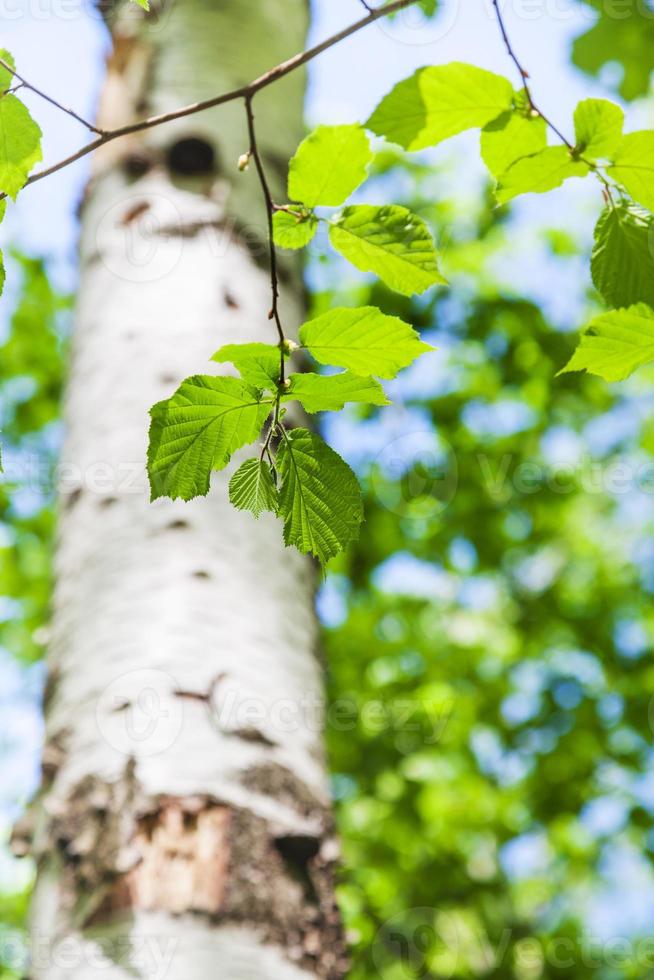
[0,890,30,979]
[0,255,68,977]
[0,254,67,666]
[316,155,654,977]
[573,0,654,101]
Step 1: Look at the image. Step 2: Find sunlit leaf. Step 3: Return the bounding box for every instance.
[573,98,624,159]
[560,303,654,381]
[211,342,282,390]
[367,63,513,151]
[283,371,389,413]
[229,457,279,518]
[148,376,272,501]
[608,131,654,212]
[288,124,373,207]
[481,91,547,178]
[591,204,654,309]
[300,305,433,378]
[0,94,42,199]
[329,204,446,295]
[277,428,363,564]
[496,146,590,203]
[273,210,318,249]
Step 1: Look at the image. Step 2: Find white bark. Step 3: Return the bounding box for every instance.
[24,2,346,977]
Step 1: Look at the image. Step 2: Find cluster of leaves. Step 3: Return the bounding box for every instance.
[363,63,654,382]
[146,60,654,562]
[148,303,432,564]
[147,122,441,564]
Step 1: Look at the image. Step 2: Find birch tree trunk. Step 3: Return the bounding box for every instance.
[16,2,347,977]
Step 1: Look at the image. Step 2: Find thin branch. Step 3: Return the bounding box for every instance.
[244,94,286,382]
[490,0,616,199]
[0,57,103,135]
[4,0,421,201]
[490,0,571,149]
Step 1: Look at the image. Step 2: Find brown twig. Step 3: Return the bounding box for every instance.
[490,0,616,199]
[490,0,572,149]
[244,94,286,382]
[0,56,104,135]
[1,0,422,202]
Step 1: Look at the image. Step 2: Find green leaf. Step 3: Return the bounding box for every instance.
[132,0,150,7]
[277,428,363,564]
[496,146,590,203]
[148,376,272,501]
[300,306,433,378]
[288,124,373,207]
[481,92,547,178]
[591,204,654,309]
[211,342,282,390]
[0,94,42,199]
[367,63,513,152]
[273,210,318,250]
[0,199,5,296]
[0,50,16,91]
[573,98,624,159]
[607,132,654,212]
[229,457,279,518]
[328,204,446,296]
[283,371,390,413]
[559,304,654,381]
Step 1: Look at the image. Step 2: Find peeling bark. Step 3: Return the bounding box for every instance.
[24,2,346,977]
